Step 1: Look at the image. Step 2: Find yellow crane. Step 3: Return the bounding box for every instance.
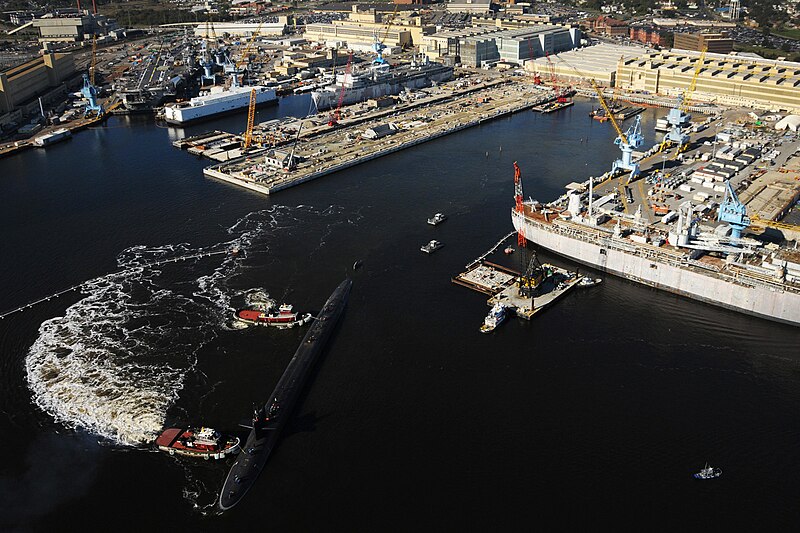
[590,78,627,146]
[381,5,399,45]
[680,47,707,113]
[235,20,267,83]
[243,88,257,150]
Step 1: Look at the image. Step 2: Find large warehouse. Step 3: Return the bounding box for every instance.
[0,52,76,114]
[616,50,800,113]
[424,25,581,67]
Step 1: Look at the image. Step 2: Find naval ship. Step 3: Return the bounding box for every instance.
[311,55,453,111]
[218,279,352,511]
[511,166,800,327]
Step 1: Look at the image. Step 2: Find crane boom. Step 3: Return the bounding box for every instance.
[381,6,398,45]
[680,47,707,113]
[590,79,627,145]
[243,88,256,150]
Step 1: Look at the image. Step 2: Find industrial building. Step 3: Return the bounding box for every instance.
[446,0,493,14]
[673,32,734,54]
[23,12,117,43]
[194,20,287,38]
[471,13,564,29]
[525,42,649,86]
[616,50,800,113]
[423,25,580,67]
[304,7,432,51]
[0,52,76,114]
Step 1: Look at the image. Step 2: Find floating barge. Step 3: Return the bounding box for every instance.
[453,260,584,320]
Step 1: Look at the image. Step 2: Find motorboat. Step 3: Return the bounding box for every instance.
[427,213,447,226]
[578,276,602,287]
[421,240,445,254]
[504,246,514,254]
[693,463,722,479]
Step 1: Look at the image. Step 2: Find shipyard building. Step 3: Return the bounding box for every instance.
[673,32,734,54]
[304,7,433,51]
[524,42,645,86]
[423,25,580,67]
[0,52,76,117]
[616,50,800,113]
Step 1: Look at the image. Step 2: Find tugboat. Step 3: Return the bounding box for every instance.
[693,463,722,479]
[427,213,447,226]
[480,302,507,333]
[421,240,445,254]
[155,427,240,460]
[235,303,312,328]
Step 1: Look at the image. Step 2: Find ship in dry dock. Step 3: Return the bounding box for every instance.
[311,55,453,111]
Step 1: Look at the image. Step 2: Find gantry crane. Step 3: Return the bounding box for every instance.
[661,47,707,153]
[590,78,643,183]
[82,33,103,116]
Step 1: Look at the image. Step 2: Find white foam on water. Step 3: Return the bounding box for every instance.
[25,204,360,448]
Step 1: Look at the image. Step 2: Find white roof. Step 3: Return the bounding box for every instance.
[775,115,800,131]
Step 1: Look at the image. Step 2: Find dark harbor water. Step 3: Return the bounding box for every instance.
[1,96,800,531]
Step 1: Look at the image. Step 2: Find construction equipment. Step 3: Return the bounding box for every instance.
[590,79,642,183]
[82,34,103,116]
[661,47,707,153]
[373,5,398,65]
[243,88,257,150]
[234,21,266,85]
[717,180,750,239]
[328,51,353,126]
[544,53,568,103]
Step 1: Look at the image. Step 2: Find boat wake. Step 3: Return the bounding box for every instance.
[25,204,357,447]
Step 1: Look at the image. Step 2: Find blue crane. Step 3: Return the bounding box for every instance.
[717,180,750,239]
[611,114,645,182]
[81,73,104,116]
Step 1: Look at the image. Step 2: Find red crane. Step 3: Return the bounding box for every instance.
[329,51,353,127]
[527,39,542,85]
[544,52,568,103]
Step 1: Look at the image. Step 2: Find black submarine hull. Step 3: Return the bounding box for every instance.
[218,278,352,511]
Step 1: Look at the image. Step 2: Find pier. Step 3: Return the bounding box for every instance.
[191,81,557,195]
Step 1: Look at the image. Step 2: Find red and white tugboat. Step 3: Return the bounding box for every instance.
[235,303,312,329]
[155,427,240,460]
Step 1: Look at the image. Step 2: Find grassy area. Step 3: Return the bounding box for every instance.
[771,28,800,41]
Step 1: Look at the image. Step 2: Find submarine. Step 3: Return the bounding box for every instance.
[218,278,352,511]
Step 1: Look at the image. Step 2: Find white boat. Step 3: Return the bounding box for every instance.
[427,213,447,226]
[578,276,602,287]
[162,84,277,125]
[693,463,722,479]
[421,240,444,254]
[33,128,72,147]
[480,302,507,333]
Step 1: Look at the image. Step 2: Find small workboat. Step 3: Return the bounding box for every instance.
[480,302,507,333]
[235,303,313,328]
[421,240,445,254]
[156,427,240,460]
[693,463,722,479]
[504,246,514,255]
[578,276,602,287]
[427,213,447,226]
